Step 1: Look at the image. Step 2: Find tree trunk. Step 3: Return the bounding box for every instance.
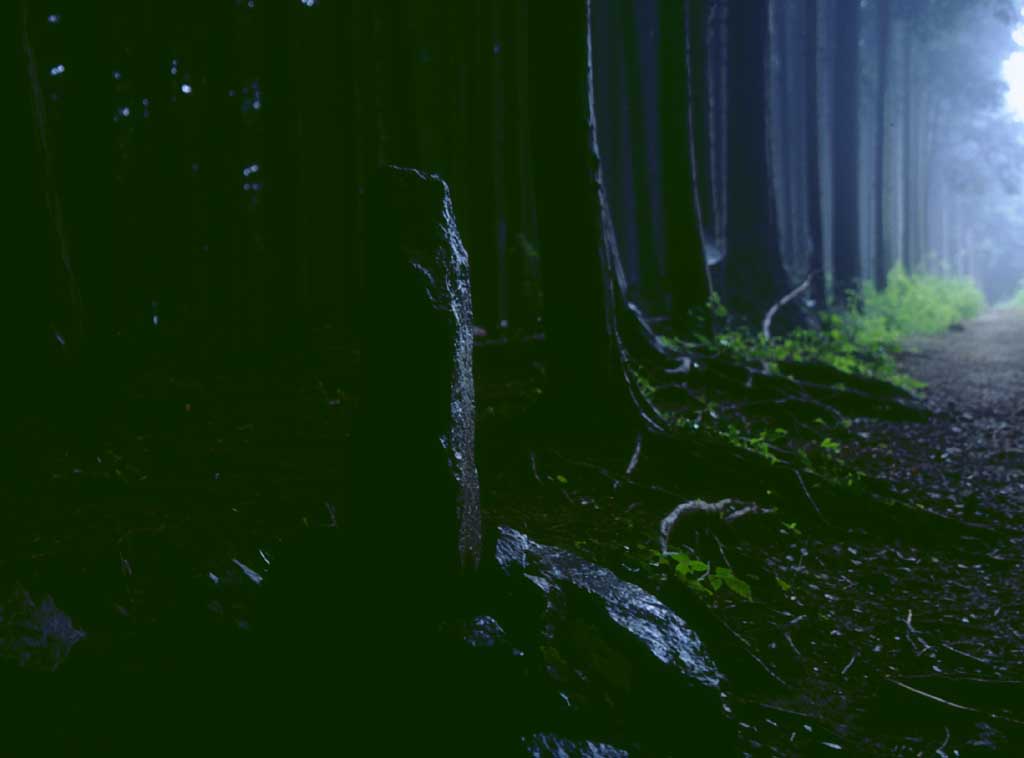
[622,0,662,310]
[263,0,302,353]
[804,0,824,308]
[661,0,711,330]
[503,0,538,330]
[4,1,74,474]
[199,0,243,362]
[528,0,662,431]
[873,0,891,290]
[900,18,915,273]
[831,0,861,300]
[467,0,506,331]
[688,0,717,258]
[722,1,796,326]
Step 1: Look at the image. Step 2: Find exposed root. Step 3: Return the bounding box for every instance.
[762,270,817,340]
[659,498,762,553]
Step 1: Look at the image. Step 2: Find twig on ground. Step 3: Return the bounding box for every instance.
[904,609,933,655]
[528,451,542,486]
[794,468,828,523]
[939,642,990,666]
[625,432,643,476]
[841,653,859,677]
[783,614,808,629]
[713,533,732,568]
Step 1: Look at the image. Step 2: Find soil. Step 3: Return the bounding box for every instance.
[2,309,1023,755]
[712,307,1024,756]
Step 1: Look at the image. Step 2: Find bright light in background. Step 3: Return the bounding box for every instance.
[1005,11,1024,121]
[1004,52,1024,120]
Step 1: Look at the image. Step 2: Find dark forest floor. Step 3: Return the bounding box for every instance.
[2,310,1023,755]
[478,308,1024,756]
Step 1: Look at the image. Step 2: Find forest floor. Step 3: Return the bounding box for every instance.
[479,307,1024,756]
[717,306,1024,756]
[1,310,1023,755]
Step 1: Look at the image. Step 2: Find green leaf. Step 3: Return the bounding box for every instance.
[686,578,713,595]
[775,576,791,592]
[555,474,568,485]
[720,573,752,600]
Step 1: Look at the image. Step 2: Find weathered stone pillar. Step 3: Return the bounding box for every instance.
[353,166,481,586]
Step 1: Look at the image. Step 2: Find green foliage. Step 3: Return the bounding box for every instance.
[663,552,753,600]
[720,425,786,464]
[851,266,986,344]
[677,269,984,392]
[1001,280,1024,309]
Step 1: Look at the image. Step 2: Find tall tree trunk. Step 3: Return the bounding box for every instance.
[621,0,661,310]
[594,0,642,292]
[529,0,662,431]
[770,0,793,266]
[11,0,84,372]
[467,0,506,331]
[503,0,538,330]
[873,0,891,290]
[263,0,302,354]
[708,0,728,267]
[805,0,825,307]
[199,0,242,363]
[831,0,861,300]
[900,18,915,273]
[722,1,796,325]
[688,0,717,254]
[661,0,711,330]
[63,1,114,355]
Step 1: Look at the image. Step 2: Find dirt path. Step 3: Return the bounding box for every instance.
[861,307,1024,516]
[731,308,1024,755]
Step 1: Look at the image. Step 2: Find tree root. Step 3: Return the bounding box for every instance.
[659,498,765,553]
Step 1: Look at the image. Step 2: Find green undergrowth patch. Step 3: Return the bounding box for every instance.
[999,279,1024,309]
[666,296,920,394]
[623,545,757,604]
[850,266,985,344]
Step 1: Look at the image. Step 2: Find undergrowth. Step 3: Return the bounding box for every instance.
[851,266,986,344]
[639,269,986,520]
[1000,279,1024,309]
[631,269,986,602]
[672,267,986,392]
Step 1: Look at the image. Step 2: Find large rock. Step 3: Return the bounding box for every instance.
[353,166,481,582]
[451,527,736,755]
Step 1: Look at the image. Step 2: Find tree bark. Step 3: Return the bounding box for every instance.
[10,0,83,373]
[503,0,538,330]
[805,0,825,307]
[900,17,915,273]
[831,0,861,300]
[873,0,892,290]
[622,0,661,310]
[263,0,302,353]
[722,1,797,326]
[199,0,243,362]
[529,0,663,431]
[661,0,711,329]
[688,0,717,259]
